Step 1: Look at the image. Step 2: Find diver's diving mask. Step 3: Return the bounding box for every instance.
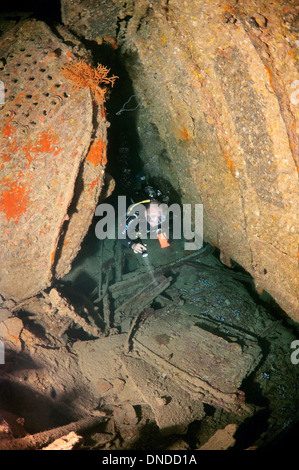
[146,213,166,225]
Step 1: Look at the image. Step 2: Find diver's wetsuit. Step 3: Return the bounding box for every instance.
[119,205,158,250]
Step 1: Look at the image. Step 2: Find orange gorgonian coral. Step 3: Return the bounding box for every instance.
[61,59,118,105]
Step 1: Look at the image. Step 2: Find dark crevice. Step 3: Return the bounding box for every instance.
[50,17,144,196]
[50,161,85,281]
[0,0,61,23]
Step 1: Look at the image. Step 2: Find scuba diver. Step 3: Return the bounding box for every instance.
[119,186,170,257]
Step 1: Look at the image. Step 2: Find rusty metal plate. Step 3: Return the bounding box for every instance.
[131,303,262,413]
[0,20,108,301]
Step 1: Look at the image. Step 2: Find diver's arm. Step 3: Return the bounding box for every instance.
[119,214,145,252]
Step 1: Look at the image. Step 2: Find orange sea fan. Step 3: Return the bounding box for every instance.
[61,59,118,105]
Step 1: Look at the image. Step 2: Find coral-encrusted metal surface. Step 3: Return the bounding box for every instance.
[0,19,108,302]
